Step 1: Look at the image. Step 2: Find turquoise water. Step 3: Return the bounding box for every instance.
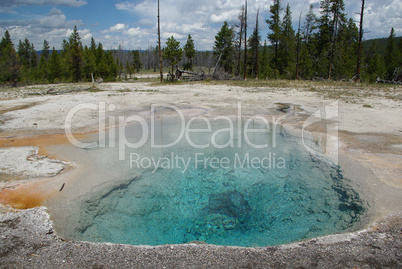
[69,117,366,247]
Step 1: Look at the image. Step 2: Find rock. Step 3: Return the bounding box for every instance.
[207,190,251,223]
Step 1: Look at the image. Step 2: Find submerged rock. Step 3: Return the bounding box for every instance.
[207,190,251,223]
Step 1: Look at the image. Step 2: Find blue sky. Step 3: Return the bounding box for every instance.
[0,0,401,51]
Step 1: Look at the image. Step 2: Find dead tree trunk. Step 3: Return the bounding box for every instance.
[328,1,341,80]
[253,7,260,79]
[355,0,365,82]
[236,6,245,77]
[213,51,224,77]
[158,0,163,82]
[296,12,302,80]
[243,0,248,80]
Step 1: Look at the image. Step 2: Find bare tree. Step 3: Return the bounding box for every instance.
[243,0,248,80]
[157,0,163,82]
[236,5,245,77]
[355,0,365,82]
[296,12,302,79]
[250,7,260,79]
[328,0,346,80]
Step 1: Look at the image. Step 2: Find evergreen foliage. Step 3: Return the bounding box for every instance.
[0,10,400,85]
[183,34,195,70]
[0,26,119,85]
[162,36,182,80]
[277,4,295,78]
[266,0,282,70]
[214,21,235,74]
[0,31,20,86]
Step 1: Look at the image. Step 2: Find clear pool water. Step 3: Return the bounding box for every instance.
[59,116,366,247]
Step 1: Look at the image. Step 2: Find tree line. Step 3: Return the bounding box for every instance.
[0,25,212,85]
[1,0,401,85]
[213,0,402,82]
[0,26,120,86]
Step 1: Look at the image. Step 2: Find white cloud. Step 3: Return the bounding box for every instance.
[114,0,270,50]
[136,18,153,26]
[126,27,144,36]
[101,23,128,33]
[108,0,401,50]
[2,0,400,52]
[0,0,87,12]
[285,0,401,40]
[48,7,63,16]
[360,0,401,39]
[210,10,240,23]
[0,8,87,49]
[39,8,76,28]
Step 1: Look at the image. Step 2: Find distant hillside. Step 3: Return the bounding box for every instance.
[362,36,402,54]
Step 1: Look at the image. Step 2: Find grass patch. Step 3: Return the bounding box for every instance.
[145,78,401,101]
[363,104,373,108]
[118,89,132,92]
[195,79,300,88]
[88,86,103,92]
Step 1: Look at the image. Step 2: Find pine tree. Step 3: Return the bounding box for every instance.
[259,40,271,79]
[363,41,385,82]
[277,4,296,78]
[0,30,12,52]
[335,18,358,79]
[384,28,398,80]
[38,54,48,82]
[96,43,107,79]
[298,42,313,79]
[119,61,124,80]
[3,47,20,86]
[183,34,195,70]
[83,45,96,81]
[316,0,332,78]
[395,39,402,81]
[42,40,50,60]
[69,26,83,82]
[48,47,62,83]
[39,40,50,82]
[266,0,282,70]
[105,50,117,81]
[60,39,70,80]
[214,21,234,74]
[90,37,96,53]
[162,36,182,80]
[327,0,346,79]
[303,5,316,44]
[125,60,132,79]
[249,8,261,79]
[30,43,38,80]
[0,31,20,85]
[18,38,31,69]
[17,38,32,81]
[132,50,142,73]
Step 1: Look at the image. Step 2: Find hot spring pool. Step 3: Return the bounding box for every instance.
[50,115,367,247]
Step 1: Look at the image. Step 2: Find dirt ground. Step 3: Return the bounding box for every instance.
[0,80,401,267]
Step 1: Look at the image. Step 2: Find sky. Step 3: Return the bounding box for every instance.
[0,0,401,51]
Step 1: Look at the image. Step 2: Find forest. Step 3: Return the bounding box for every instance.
[211,0,402,82]
[0,0,401,86]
